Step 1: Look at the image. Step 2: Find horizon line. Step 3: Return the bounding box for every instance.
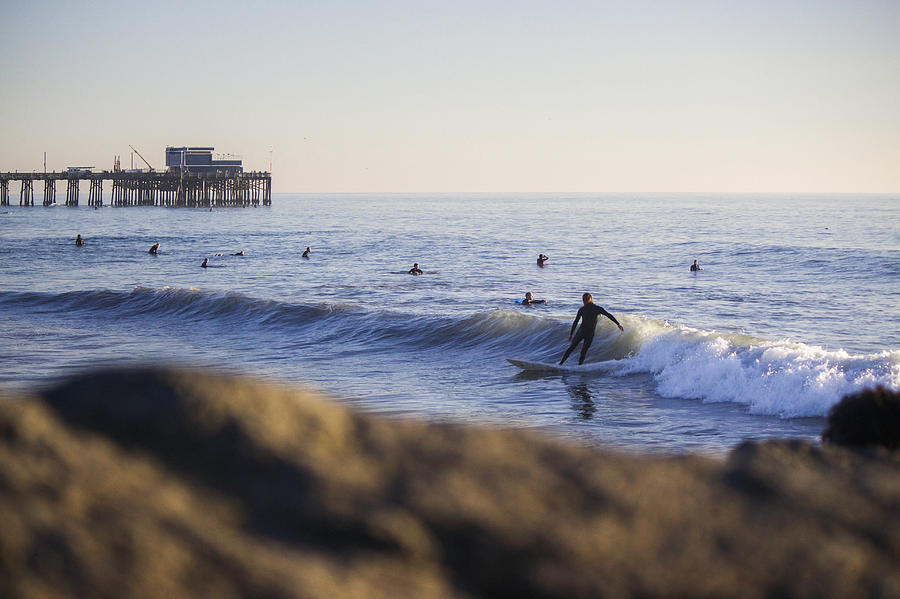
[270,190,899,196]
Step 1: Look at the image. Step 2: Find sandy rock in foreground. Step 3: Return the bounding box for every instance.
[1,366,898,598]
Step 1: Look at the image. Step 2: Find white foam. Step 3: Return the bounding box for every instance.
[611,319,900,418]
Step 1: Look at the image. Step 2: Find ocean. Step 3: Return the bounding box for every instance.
[1,193,898,454]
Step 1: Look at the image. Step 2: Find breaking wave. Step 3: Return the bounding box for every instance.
[3,287,896,419]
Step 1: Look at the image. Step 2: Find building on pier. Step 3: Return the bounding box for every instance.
[165,147,243,176]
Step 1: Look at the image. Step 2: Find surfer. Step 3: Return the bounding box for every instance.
[201,258,209,268]
[537,253,549,267]
[148,243,160,255]
[690,259,702,272]
[302,247,311,258]
[408,263,423,275]
[75,234,84,246]
[559,293,624,366]
[233,250,244,256]
[521,292,546,305]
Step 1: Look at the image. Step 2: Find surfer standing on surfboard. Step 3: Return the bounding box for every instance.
[559,293,624,366]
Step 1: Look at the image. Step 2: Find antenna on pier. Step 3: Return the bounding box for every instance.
[128,145,155,172]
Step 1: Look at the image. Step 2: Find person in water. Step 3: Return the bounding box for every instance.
[559,293,624,366]
[690,259,703,272]
[537,253,549,266]
[408,263,423,275]
[233,250,244,256]
[75,234,84,246]
[201,258,209,268]
[148,243,160,255]
[302,247,311,258]
[521,292,546,305]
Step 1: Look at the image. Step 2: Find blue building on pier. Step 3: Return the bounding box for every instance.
[165,146,243,176]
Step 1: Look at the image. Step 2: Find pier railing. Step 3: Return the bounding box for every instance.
[0,170,272,207]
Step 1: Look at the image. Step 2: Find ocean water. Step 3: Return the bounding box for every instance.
[1,193,898,454]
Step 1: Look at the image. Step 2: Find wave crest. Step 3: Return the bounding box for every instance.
[612,321,900,418]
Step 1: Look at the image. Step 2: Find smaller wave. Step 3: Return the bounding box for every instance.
[0,287,333,332]
[610,318,900,418]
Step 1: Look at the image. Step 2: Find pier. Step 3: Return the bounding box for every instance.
[1,146,272,207]
[0,170,271,207]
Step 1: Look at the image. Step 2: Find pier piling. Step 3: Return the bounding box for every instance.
[43,180,56,206]
[20,180,34,206]
[1,170,271,208]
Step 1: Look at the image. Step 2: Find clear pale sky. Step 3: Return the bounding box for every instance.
[2,0,898,193]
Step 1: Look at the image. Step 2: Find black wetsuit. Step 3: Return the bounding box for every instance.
[560,303,621,365]
[690,263,700,272]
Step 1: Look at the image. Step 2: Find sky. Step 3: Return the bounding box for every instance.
[1,0,898,193]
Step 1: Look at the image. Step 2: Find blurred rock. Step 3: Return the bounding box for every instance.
[0,367,898,598]
[823,385,900,450]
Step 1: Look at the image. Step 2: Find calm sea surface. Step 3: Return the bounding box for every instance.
[1,193,898,454]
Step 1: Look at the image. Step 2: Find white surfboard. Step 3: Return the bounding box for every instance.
[507,359,568,373]
[507,358,617,374]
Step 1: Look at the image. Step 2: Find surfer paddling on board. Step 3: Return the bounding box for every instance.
[521,292,546,305]
[408,263,423,275]
[559,293,624,366]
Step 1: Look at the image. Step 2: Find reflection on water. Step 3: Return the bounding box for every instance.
[568,384,596,420]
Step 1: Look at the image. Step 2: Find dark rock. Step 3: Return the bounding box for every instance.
[0,366,898,598]
[823,386,900,450]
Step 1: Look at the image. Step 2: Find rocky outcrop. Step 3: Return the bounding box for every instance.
[823,385,900,450]
[1,367,898,598]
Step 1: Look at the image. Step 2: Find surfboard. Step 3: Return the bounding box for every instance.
[507,359,569,373]
[507,358,616,374]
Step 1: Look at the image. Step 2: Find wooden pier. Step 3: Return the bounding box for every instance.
[0,170,272,207]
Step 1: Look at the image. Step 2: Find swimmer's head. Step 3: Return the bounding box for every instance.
[582,293,593,304]
[525,292,533,300]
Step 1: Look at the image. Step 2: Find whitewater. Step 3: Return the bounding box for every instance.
[1,193,897,453]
